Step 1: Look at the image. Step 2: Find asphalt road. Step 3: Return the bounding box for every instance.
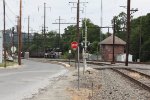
[0,59,68,100]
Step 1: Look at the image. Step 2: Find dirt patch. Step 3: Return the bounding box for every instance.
[129,72,141,79]
[66,68,102,100]
[67,88,92,100]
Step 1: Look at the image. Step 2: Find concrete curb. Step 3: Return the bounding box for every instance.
[57,62,71,68]
[46,61,71,68]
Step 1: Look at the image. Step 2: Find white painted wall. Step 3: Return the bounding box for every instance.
[116,54,133,62]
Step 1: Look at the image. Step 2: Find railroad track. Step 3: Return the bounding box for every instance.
[111,68,150,92]
[47,59,150,92]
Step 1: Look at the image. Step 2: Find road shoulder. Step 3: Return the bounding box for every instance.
[25,67,74,100]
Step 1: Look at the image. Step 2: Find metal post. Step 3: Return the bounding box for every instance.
[69,56,71,65]
[12,27,15,56]
[18,17,20,65]
[58,16,61,50]
[77,46,80,90]
[83,48,85,74]
[77,0,80,90]
[125,0,130,66]
[92,82,94,97]
[3,0,6,67]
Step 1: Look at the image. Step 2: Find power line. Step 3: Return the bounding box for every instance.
[52,16,76,50]
[5,13,16,26]
[5,1,17,16]
[0,1,17,28]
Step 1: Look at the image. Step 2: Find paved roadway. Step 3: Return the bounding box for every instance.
[0,59,68,100]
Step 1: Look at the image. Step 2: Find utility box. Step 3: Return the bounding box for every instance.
[116,53,133,62]
[24,52,29,59]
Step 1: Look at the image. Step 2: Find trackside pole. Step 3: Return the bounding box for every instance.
[77,46,80,90]
[83,48,87,74]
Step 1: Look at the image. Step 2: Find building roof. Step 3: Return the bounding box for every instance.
[100,35,126,45]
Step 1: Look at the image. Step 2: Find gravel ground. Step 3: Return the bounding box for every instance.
[25,59,150,100]
[91,69,150,100]
[134,68,150,76]
[64,62,150,100]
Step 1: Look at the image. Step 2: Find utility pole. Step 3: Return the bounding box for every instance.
[18,0,22,65]
[3,0,6,67]
[53,16,63,50]
[43,3,46,53]
[69,0,80,90]
[82,3,88,74]
[58,16,61,49]
[28,16,30,51]
[38,3,51,55]
[69,0,88,90]
[112,19,116,64]
[125,0,130,66]
[139,17,142,62]
[83,19,87,74]
[100,0,103,41]
[120,4,138,65]
[77,0,80,43]
[99,0,103,56]
[77,0,80,90]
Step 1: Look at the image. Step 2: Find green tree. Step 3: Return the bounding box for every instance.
[30,31,59,54]
[46,31,59,48]
[82,18,101,43]
[112,12,127,41]
[62,18,104,54]
[131,13,150,61]
[62,25,77,52]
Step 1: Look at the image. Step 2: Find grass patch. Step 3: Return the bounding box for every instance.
[0,61,18,67]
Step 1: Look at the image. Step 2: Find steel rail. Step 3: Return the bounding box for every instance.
[123,68,150,79]
[111,68,150,92]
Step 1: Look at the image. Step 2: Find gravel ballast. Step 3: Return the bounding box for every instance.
[90,69,150,100]
[25,59,150,100]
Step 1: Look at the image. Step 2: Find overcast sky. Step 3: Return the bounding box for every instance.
[0,0,150,34]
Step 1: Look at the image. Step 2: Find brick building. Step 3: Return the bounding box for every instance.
[100,35,126,61]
